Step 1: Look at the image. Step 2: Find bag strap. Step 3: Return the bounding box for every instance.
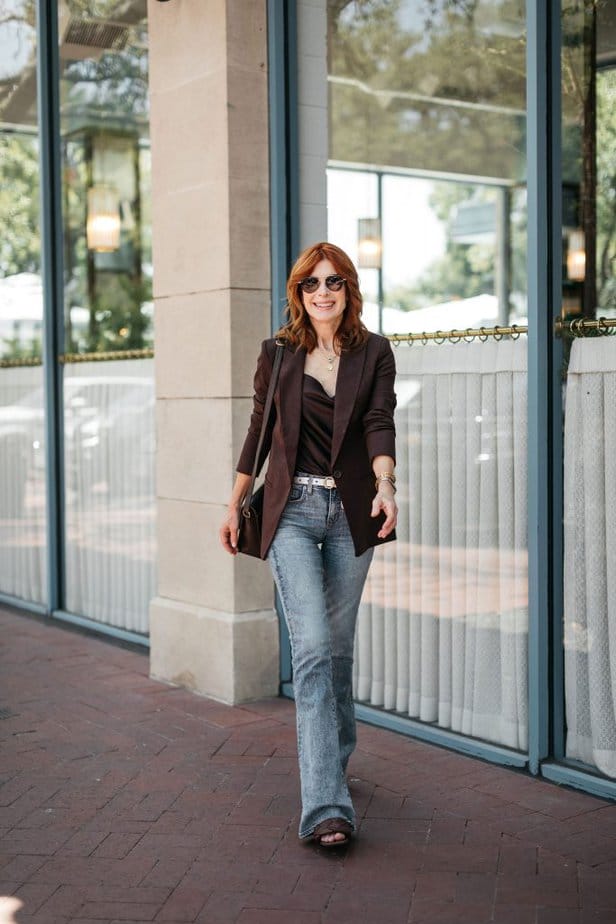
[243,341,285,510]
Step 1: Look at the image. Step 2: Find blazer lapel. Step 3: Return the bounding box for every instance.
[278,342,306,479]
[331,344,367,465]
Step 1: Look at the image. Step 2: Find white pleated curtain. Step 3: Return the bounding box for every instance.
[354,338,529,751]
[564,337,616,778]
[64,359,156,634]
[0,366,47,604]
[0,360,155,634]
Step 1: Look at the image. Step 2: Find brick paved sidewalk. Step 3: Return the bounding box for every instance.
[1,607,616,924]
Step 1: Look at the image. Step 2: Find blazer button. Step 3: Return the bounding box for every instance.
[333,469,342,479]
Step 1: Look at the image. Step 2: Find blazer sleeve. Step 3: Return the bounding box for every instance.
[362,336,397,462]
[236,339,277,475]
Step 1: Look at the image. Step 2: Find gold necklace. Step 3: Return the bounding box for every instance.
[317,345,338,372]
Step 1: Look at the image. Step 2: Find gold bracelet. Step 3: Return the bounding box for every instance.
[375,472,396,492]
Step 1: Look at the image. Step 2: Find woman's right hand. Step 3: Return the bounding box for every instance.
[219,505,241,555]
[220,473,251,555]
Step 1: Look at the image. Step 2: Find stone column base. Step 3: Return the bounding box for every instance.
[149,597,280,704]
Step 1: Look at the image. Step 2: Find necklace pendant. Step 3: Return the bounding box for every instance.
[327,359,334,372]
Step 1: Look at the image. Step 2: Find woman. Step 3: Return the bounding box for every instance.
[219,242,397,847]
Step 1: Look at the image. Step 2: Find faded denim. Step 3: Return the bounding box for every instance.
[268,479,373,838]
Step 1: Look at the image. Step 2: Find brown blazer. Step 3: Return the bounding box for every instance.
[236,332,397,559]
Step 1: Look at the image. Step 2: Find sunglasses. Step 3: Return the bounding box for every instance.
[298,274,346,293]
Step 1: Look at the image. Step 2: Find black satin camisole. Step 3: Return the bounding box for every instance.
[294,374,335,475]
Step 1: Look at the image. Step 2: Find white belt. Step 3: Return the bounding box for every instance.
[293,475,336,489]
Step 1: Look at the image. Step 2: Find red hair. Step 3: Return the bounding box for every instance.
[276,242,369,352]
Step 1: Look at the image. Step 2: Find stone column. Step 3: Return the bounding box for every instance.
[147,0,279,703]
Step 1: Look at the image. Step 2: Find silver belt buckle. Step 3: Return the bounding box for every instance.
[323,476,335,489]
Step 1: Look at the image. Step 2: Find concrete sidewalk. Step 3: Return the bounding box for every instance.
[1,606,615,924]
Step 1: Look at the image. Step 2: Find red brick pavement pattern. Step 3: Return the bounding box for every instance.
[1,606,616,924]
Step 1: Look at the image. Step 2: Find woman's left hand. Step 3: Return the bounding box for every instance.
[371,484,398,539]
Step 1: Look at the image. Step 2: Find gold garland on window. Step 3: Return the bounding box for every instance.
[386,317,616,345]
[0,348,154,369]
[0,320,615,368]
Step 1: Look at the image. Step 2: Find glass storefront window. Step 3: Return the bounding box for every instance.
[0,0,47,605]
[0,1,155,626]
[327,0,527,333]
[561,0,616,779]
[59,0,155,634]
[322,0,529,751]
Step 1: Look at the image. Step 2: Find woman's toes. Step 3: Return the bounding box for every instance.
[322,832,345,844]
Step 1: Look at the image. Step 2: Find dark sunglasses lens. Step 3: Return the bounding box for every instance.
[299,275,345,293]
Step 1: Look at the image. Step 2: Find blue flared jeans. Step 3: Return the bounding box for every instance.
[268,478,374,838]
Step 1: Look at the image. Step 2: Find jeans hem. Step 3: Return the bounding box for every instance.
[298,812,356,840]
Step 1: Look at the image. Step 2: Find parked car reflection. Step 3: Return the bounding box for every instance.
[71,381,155,498]
[0,375,154,517]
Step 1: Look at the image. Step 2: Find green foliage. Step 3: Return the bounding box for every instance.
[329,0,527,180]
[0,135,40,277]
[68,274,153,354]
[385,184,496,311]
[62,46,149,129]
[597,69,616,312]
[0,334,41,362]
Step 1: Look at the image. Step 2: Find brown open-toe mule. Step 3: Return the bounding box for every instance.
[312,817,353,847]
